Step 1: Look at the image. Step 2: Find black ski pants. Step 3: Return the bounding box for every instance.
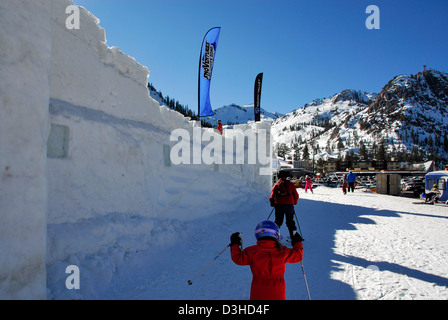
[425,192,439,203]
[274,204,297,239]
[348,182,355,192]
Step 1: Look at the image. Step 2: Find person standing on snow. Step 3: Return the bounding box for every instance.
[342,180,348,195]
[217,120,223,135]
[346,171,356,192]
[425,184,441,203]
[270,170,299,240]
[304,175,313,193]
[230,221,304,300]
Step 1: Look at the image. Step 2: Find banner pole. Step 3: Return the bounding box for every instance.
[198,27,220,119]
[254,73,263,122]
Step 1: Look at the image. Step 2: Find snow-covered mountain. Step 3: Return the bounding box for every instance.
[148,83,280,127]
[364,69,448,155]
[272,69,448,165]
[272,89,376,157]
[204,103,282,126]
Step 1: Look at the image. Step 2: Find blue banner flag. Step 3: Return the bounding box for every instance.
[198,27,221,117]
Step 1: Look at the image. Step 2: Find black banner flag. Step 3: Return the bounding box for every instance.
[254,73,263,122]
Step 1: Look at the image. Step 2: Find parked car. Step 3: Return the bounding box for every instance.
[402,181,425,197]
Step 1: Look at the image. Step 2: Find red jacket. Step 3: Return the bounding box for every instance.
[270,179,299,205]
[231,240,303,300]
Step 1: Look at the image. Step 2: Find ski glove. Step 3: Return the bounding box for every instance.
[230,232,242,246]
[291,231,304,245]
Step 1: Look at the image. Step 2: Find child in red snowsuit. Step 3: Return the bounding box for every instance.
[342,182,347,195]
[230,221,304,300]
[304,175,313,193]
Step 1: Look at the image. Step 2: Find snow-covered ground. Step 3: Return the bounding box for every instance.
[3,1,447,301]
[49,185,448,300]
[204,103,281,127]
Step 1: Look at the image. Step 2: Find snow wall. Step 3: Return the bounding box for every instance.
[0,0,271,299]
[0,0,52,300]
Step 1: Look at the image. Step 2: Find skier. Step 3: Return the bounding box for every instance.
[425,184,441,203]
[346,171,356,192]
[293,175,300,187]
[269,170,299,239]
[217,120,223,135]
[230,221,304,300]
[304,175,313,193]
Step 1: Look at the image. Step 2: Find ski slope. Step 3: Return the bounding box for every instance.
[53,186,448,300]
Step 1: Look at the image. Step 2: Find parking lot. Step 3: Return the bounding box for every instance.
[401,176,426,198]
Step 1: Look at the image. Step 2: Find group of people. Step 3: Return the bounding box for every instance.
[229,170,304,300]
[341,171,357,194]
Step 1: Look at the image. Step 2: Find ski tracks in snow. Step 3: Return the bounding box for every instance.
[317,188,448,300]
[104,186,448,300]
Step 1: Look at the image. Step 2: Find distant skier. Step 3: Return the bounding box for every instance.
[425,184,441,203]
[342,181,348,195]
[217,120,223,135]
[346,171,356,192]
[293,175,300,187]
[270,170,299,239]
[304,175,313,193]
[230,221,304,300]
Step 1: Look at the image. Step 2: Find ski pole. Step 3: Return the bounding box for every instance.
[300,261,311,300]
[187,244,230,285]
[267,207,275,220]
[294,211,304,239]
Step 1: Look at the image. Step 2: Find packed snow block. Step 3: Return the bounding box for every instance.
[47,124,70,158]
[47,99,165,224]
[159,104,192,132]
[0,0,52,299]
[50,0,163,127]
[51,0,106,49]
[226,122,272,192]
[163,144,172,167]
[101,46,149,85]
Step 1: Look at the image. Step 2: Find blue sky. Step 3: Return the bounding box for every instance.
[73,0,448,116]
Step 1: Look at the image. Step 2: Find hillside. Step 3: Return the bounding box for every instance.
[364,70,448,156]
[203,103,282,126]
[272,69,448,166]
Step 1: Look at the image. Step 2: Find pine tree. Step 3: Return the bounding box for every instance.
[302,144,310,160]
[359,141,368,160]
[337,137,344,150]
[292,143,301,161]
[277,143,290,159]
